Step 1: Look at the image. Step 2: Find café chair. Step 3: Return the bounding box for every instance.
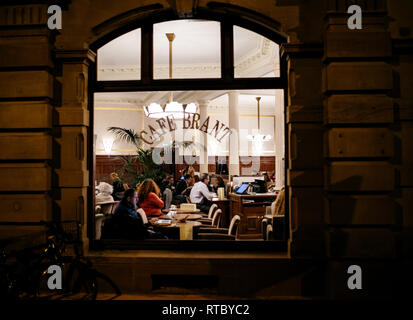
[262,188,285,240]
[197,215,241,240]
[199,208,222,228]
[199,203,218,219]
[111,201,120,214]
[95,204,105,240]
[137,208,149,225]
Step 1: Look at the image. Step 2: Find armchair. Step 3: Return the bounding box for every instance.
[261,188,285,240]
[197,215,241,240]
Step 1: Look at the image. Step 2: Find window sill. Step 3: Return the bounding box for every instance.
[90,239,288,253]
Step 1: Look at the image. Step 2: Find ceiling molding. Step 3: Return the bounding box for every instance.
[98,38,279,79]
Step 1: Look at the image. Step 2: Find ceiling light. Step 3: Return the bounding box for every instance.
[144,33,198,119]
[247,97,272,142]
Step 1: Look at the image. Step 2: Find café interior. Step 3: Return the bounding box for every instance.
[93,20,286,243]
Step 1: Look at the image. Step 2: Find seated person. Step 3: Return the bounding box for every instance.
[138,179,164,218]
[174,174,193,203]
[96,182,114,204]
[182,165,195,177]
[189,173,217,213]
[110,172,128,201]
[213,175,226,196]
[109,188,145,239]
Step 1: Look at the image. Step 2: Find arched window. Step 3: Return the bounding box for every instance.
[91,17,287,251]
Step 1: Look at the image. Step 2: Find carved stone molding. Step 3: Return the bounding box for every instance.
[0,5,48,26]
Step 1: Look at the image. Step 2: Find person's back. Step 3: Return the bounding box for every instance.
[139,192,164,217]
[189,174,217,213]
[109,189,145,239]
[137,179,164,217]
[175,178,185,193]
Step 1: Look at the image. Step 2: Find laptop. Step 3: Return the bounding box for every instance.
[235,183,249,194]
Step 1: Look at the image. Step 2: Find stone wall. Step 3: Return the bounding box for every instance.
[0,0,411,298]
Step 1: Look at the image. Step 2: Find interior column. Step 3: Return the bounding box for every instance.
[275,89,285,190]
[198,99,209,174]
[228,91,240,177]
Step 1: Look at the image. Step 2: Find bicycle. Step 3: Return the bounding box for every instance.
[0,220,121,300]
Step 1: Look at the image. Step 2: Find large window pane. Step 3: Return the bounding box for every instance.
[234,26,280,78]
[97,29,141,80]
[153,20,221,79]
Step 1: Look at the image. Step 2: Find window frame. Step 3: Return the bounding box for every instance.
[89,13,289,252]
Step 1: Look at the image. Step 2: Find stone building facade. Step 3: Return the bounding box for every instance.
[0,0,412,298]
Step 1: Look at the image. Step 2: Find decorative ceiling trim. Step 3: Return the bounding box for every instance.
[98,37,279,79]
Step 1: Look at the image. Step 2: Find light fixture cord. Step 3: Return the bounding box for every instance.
[256,97,261,131]
[166,33,175,103]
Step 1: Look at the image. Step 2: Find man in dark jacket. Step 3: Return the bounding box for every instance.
[104,188,167,240]
[109,188,145,239]
[174,174,193,203]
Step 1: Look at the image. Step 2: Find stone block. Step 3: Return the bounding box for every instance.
[327,228,397,258]
[0,36,52,68]
[0,194,52,223]
[289,187,324,230]
[56,169,89,188]
[325,94,393,124]
[0,225,46,252]
[57,187,88,223]
[325,31,391,58]
[327,195,399,225]
[400,167,413,187]
[287,169,323,187]
[289,123,324,169]
[0,132,52,160]
[61,63,89,108]
[327,261,398,299]
[0,163,51,191]
[326,161,395,191]
[327,128,394,158]
[288,58,323,106]
[401,123,413,165]
[55,126,88,171]
[0,101,52,129]
[57,107,90,126]
[0,70,54,98]
[324,62,392,92]
[287,105,323,123]
[289,226,326,257]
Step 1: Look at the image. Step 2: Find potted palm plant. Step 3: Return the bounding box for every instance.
[107,127,198,186]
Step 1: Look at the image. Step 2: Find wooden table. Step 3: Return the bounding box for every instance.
[164,208,201,214]
[150,215,203,239]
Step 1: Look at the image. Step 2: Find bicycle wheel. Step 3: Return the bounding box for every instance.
[92,269,122,299]
[62,258,98,300]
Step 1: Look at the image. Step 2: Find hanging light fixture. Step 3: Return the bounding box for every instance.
[247,97,272,142]
[144,33,198,119]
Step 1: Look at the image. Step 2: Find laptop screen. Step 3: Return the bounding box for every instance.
[236,183,249,194]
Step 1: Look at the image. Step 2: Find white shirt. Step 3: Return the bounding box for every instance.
[190,181,217,204]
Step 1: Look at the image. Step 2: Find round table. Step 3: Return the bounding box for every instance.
[166,208,201,214]
[150,219,203,239]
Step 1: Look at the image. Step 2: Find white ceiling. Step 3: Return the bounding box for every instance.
[96,20,281,105]
[98,19,271,68]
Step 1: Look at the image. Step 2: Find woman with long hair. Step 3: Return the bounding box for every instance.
[137,179,164,217]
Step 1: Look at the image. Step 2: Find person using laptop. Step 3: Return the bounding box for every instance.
[189,173,217,213]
